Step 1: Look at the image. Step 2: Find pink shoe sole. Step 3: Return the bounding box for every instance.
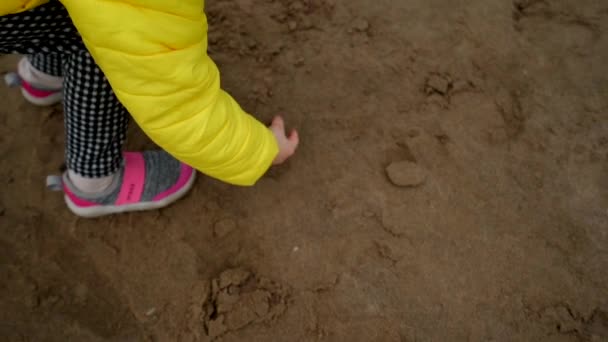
[48,152,197,218]
[64,170,196,218]
[4,72,63,106]
[21,87,63,107]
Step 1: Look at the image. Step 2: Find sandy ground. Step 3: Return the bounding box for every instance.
[1,0,607,341]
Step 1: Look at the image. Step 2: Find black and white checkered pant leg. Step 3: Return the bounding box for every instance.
[0,1,129,178]
[0,1,83,54]
[63,51,129,178]
[28,53,63,77]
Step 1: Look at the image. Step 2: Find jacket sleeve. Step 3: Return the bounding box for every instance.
[1,0,48,14]
[59,0,278,186]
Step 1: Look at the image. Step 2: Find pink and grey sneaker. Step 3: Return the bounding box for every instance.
[4,57,63,106]
[47,151,196,218]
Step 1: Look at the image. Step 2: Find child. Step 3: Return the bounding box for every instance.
[0,0,299,217]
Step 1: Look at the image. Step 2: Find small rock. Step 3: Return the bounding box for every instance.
[352,18,370,32]
[426,75,450,95]
[287,20,298,31]
[145,307,157,317]
[385,161,428,187]
[293,56,305,67]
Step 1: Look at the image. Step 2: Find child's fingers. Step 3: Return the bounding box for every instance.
[289,129,299,143]
[288,129,300,148]
[272,116,285,130]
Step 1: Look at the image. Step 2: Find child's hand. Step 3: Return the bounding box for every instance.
[270,116,299,165]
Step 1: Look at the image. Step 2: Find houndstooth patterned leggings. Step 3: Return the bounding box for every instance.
[0,0,128,178]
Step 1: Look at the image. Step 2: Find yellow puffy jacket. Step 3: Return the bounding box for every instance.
[1,0,279,186]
